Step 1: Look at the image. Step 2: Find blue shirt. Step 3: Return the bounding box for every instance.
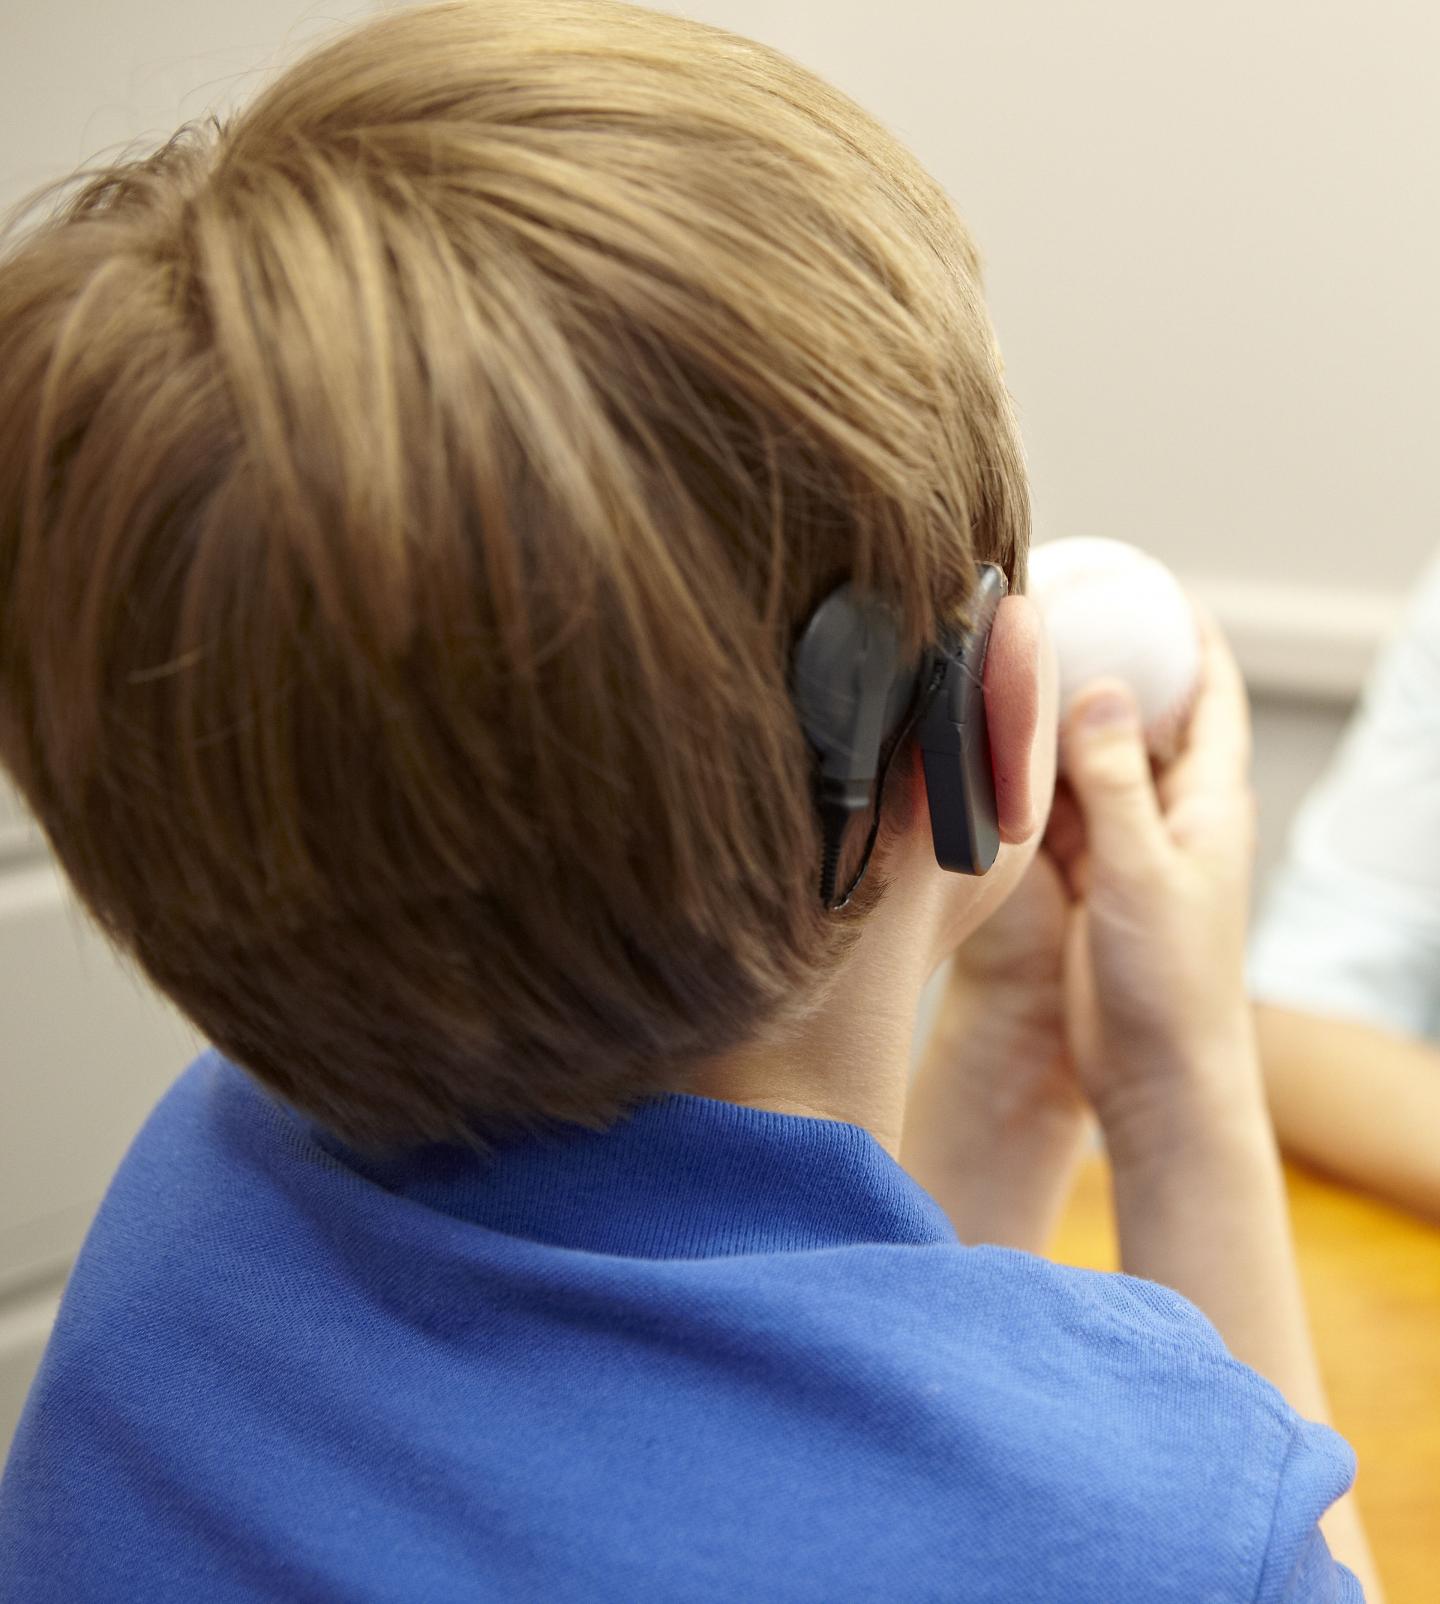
[0,1051,1361,1601]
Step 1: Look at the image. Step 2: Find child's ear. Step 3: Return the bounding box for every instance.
[983,594,1043,846]
[879,594,1044,855]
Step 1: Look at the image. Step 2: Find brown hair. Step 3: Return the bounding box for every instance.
[0,0,1027,1152]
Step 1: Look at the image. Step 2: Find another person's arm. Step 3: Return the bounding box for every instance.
[1255,1005,1440,1222]
[1250,552,1440,1220]
[1057,618,1384,1602]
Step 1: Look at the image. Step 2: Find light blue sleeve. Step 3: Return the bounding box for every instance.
[1272,1530,1365,1603]
[1249,550,1440,1042]
[1253,1417,1365,1602]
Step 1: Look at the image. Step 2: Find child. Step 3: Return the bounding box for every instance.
[0,3,1377,1598]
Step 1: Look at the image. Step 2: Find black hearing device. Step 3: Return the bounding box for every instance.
[790,564,1007,909]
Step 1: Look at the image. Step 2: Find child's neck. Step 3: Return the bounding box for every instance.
[685,886,942,1159]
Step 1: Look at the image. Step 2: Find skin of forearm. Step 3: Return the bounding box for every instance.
[902,992,1093,1252]
[1255,1003,1440,1223]
[1104,1071,1385,1600]
[1107,1092,1329,1418]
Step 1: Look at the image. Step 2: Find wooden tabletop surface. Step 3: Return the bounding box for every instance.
[1047,1156,1440,1604]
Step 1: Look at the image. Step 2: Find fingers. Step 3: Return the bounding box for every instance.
[1042,781,1088,898]
[1060,679,1169,870]
[1043,781,1085,864]
[1156,604,1253,810]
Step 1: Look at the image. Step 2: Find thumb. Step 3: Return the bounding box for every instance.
[1060,680,1168,869]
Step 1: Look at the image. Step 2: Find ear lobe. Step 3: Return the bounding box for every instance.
[984,594,1041,844]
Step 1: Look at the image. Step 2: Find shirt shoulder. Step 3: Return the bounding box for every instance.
[0,1057,1363,1604]
[1257,1419,1365,1602]
[762,1240,1360,1600]
[1016,1254,1363,1602]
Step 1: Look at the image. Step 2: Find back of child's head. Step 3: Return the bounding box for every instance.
[0,0,1027,1152]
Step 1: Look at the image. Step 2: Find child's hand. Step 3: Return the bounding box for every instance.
[902,845,1091,1250]
[1049,611,1262,1160]
[947,837,1070,998]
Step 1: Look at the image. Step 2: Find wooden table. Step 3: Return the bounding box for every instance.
[1047,1157,1440,1604]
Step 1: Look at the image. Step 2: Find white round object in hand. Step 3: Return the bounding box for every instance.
[1026,536,1201,758]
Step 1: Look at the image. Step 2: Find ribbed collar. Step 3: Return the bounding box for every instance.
[304,1092,957,1259]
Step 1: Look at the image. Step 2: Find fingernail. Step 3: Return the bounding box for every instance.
[1082,692,1133,728]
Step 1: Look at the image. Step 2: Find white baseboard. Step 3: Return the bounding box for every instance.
[0,786,40,867]
[1181,576,1403,704]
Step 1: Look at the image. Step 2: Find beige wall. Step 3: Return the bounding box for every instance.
[0,3,377,202]
[1,0,1429,1454]
[670,0,1440,596]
